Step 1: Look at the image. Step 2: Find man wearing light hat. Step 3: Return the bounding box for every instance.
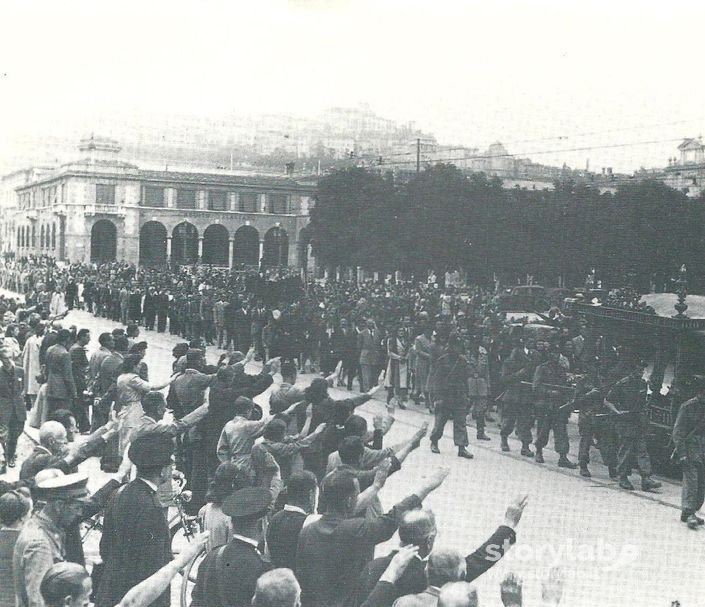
[96,431,175,607]
[13,471,90,607]
[190,487,273,607]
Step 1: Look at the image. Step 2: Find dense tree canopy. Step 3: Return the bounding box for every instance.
[309,165,705,290]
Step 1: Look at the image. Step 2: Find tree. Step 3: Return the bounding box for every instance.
[308,167,394,270]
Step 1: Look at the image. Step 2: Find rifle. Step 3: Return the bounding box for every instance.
[564,373,635,414]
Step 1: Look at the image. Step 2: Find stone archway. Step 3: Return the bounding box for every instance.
[233,225,259,266]
[90,219,117,262]
[172,222,199,266]
[139,221,168,267]
[202,224,229,266]
[263,226,289,267]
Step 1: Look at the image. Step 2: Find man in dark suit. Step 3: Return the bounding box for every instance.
[190,487,273,607]
[353,495,527,607]
[296,467,449,607]
[267,471,318,570]
[0,343,26,472]
[45,329,77,417]
[96,432,175,607]
[69,328,91,433]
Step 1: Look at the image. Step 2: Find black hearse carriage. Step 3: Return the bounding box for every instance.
[565,290,705,472]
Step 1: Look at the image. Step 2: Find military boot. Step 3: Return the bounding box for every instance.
[558,456,577,469]
[579,465,591,478]
[641,477,662,491]
[534,449,545,464]
[619,477,634,491]
[500,437,510,452]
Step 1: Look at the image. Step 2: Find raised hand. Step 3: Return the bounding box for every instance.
[382,544,420,583]
[541,567,564,605]
[504,494,529,529]
[410,422,429,449]
[428,466,451,489]
[500,572,523,607]
[373,458,393,489]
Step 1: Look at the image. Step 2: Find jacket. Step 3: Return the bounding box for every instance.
[97,479,171,607]
[296,494,422,607]
[190,535,272,607]
[0,363,25,427]
[45,343,76,400]
[501,347,538,404]
[673,396,705,462]
[353,525,516,607]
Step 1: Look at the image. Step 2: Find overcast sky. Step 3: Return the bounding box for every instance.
[1,0,703,173]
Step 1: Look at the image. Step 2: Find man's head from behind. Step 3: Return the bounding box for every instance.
[142,391,167,421]
[399,509,437,558]
[48,409,78,443]
[343,415,368,439]
[320,469,359,516]
[252,568,301,607]
[38,421,69,458]
[285,471,318,514]
[280,361,297,384]
[338,436,365,468]
[427,549,466,588]
[437,582,478,607]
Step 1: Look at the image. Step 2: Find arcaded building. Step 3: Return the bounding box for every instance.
[5,138,316,269]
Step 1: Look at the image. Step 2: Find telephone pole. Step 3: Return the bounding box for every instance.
[416,138,421,174]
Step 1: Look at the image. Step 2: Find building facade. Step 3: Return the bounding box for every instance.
[3,138,316,269]
[663,138,705,197]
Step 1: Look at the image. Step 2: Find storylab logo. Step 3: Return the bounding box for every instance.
[485,538,639,571]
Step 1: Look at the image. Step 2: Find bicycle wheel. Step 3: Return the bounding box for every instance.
[179,544,206,607]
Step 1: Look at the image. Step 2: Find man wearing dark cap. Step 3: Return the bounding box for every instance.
[96,432,175,607]
[13,471,91,607]
[190,487,273,607]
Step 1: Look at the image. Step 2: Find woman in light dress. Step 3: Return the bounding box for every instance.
[384,324,410,409]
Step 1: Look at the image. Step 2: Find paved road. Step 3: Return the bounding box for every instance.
[3,304,703,607]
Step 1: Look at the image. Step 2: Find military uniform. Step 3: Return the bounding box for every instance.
[606,374,660,490]
[190,488,272,607]
[429,347,472,457]
[672,395,705,526]
[574,382,618,477]
[500,346,540,453]
[532,359,574,466]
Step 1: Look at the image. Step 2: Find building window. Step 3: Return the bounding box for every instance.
[239,192,259,213]
[176,189,197,209]
[96,184,116,205]
[143,186,165,207]
[52,223,56,249]
[31,225,35,247]
[40,226,45,248]
[208,191,228,211]
[267,194,289,214]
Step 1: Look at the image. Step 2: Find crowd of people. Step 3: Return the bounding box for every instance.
[0,255,694,607]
